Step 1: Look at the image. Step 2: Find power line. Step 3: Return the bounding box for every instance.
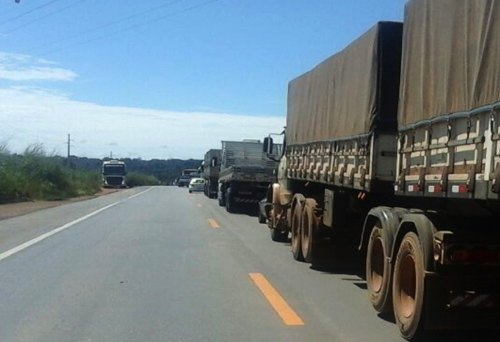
[28,0,185,54]
[3,0,88,34]
[37,0,221,57]
[0,0,63,27]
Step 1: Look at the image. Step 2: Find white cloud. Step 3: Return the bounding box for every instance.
[0,87,285,160]
[0,52,284,159]
[0,52,77,82]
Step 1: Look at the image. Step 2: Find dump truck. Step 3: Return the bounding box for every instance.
[263,2,500,339]
[201,149,221,198]
[102,160,127,188]
[217,140,280,213]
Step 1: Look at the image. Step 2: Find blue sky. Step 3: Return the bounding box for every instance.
[0,0,405,160]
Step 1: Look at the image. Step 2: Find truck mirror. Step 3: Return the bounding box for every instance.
[263,137,273,154]
[211,157,217,167]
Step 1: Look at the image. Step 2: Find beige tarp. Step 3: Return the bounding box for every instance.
[287,22,402,145]
[399,0,500,128]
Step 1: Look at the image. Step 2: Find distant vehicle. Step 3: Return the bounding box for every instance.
[177,176,191,187]
[177,168,200,187]
[201,149,221,198]
[102,160,127,188]
[188,177,205,193]
[182,169,199,177]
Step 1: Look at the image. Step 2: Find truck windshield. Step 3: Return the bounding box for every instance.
[103,165,126,175]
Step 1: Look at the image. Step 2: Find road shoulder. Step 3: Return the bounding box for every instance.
[0,188,119,221]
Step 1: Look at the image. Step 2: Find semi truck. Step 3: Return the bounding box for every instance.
[262,1,500,339]
[217,139,280,213]
[201,149,221,198]
[102,160,127,188]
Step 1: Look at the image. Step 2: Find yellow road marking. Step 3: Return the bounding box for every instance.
[208,218,220,229]
[249,273,304,326]
[197,203,202,208]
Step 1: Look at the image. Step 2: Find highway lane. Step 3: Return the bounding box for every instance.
[0,186,494,341]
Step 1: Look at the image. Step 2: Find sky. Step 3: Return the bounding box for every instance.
[0,0,405,160]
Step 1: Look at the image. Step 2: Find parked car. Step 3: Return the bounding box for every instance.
[188,178,205,193]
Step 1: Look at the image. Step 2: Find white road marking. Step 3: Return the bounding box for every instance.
[125,187,153,200]
[0,188,152,262]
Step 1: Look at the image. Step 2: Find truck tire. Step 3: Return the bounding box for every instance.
[392,232,424,340]
[291,200,304,261]
[218,191,225,207]
[207,180,215,198]
[366,225,392,313]
[301,198,317,263]
[258,210,266,223]
[225,188,234,213]
[270,228,288,242]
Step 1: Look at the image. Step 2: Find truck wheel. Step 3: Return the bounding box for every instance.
[392,232,424,340]
[225,189,234,213]
[291,200,304,261]
[301,198,317,263]
[366,225,392,313]
[258,210,266,223]
[218,192,225,206]
[270,228,288,242]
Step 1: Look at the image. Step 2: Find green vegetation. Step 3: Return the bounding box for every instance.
[126,172,159,187]
[0,143,202,204]
[70,156,201,185]
[0,144,101,203]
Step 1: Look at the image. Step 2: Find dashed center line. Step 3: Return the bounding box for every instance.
[249,273,304,326]
[208,218,220,229]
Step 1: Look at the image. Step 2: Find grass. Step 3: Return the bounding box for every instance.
[0,144,101,203]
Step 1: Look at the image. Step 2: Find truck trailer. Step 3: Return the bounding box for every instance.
[263,1,500,339]
[218,140,280,213]
[201,149,221,198]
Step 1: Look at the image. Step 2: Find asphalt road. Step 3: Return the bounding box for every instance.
[0,187,496,341]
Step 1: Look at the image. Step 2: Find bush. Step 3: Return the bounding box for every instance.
[0,145,101,203]
[126,172,159,187]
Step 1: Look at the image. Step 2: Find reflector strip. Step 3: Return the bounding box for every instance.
[449,293,497,308]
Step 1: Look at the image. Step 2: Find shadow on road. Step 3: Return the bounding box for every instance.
[309,236,364,278]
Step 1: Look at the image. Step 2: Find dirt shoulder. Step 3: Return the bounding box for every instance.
[0,188,119,221]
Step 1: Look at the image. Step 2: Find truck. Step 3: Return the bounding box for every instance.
[201,149,221,198]
[217,139,280,213]
[262,1,500,339]
[102,160,127,188]
[177,168,200,187]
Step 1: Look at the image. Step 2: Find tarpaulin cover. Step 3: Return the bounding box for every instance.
[399,0,500,128]
[286,22,402,145]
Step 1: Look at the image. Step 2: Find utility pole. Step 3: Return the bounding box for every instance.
[67,134,71,166]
